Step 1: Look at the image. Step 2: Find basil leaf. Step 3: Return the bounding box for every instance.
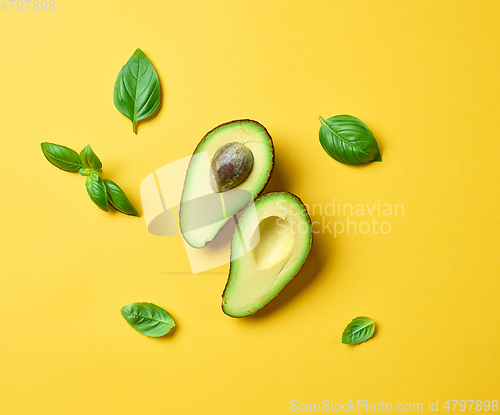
[342,316,376,345]
[319,115,382,165]
[85,171,108,211]
[80,145,102,170]
[103,179,139,217]
[113,48,161,134]
[121,302,175,337]
[41,142,84,173]
[78,167,93,176]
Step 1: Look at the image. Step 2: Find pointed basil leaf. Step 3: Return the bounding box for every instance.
[78,167,93,176]
[113,48,161,134]
[342,316,376,345]
[121,302,175,337]
[85,171,108,211]
[319,115,382,165]
[41,142,84,173]
[80,145,102,170]
[103,179,139,217]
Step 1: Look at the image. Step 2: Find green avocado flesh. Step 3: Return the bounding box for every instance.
[180,120,274,248]
[222,192,313,317]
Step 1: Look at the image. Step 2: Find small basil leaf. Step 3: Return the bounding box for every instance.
[121,302,175,337]
[342,316,376,345]
[85,171,108,211]
[319,115,382,165]
[103,179,139,217]
[113,48,161,134]
[78,167,93,176]
[80,145,102,170]
[41,142,84,173]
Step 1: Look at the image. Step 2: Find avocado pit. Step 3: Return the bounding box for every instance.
[210,142,254,192]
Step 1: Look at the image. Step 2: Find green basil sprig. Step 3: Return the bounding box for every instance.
[121,302,175,337]
[41,142,139,217]
[78,167,93,177]
[41,142,85,172]
[341,316,376,345]
[319,115,382,165]
[80,144,102,170]
[86,171,108,212]
[113,48,161,134]
[104,179,139,216]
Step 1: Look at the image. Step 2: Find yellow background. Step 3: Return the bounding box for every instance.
[1,1,499,413]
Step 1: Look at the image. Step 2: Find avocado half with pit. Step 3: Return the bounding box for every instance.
[222,191,313,317]
[179,120,274,248]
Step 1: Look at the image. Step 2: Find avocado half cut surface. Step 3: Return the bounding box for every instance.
[179,120,274,248]
[222,191,313,317]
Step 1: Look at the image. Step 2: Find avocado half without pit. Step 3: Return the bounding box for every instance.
[222,191,313,317]
[179,120,274,248]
